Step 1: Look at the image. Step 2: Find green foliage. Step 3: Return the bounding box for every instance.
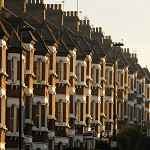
[117,124,142,150]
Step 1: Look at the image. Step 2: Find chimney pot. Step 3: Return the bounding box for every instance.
[124,48,126,53]
[32,0,35,4]
[74,11,78,16]
[99,27,102,33]
[135,53,137,58]
[87,20,90,25]
[108,35,111,40]
[47,4,50,8]
[59,4,62,10]
[93,28,95,32]
[55,4,58,10]
[80,20,82,25]
[28,0,31,4]
[51,4,54,9]
[83,20,86,25]
[132,53,134,57]
[41,0,44,4]
[36,0,39,4]
[63,11,66,16]
[71,11,73,16]
[67,11,70,16]
[96,27,98,32]
[127,48,129,53]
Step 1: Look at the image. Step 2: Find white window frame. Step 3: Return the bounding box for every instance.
[36,59,42,82]
[11,104,17,134]
[91,100,96,122]
[2,46,6,73]
[58,99,63,124]
[76,100,80,123]
[58,60,63,81]
[77,63,81,83]
[30,49,34,73]
[11,57,17,83]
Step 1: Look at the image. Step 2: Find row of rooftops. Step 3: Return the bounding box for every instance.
[0,0,150,84]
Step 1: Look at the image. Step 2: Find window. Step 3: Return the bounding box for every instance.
[76,100,80,123]
[91,101,96,122]
[58,61,63,81]
[77,63,81,83]
[45,60,49,83]
[30,95,32,122]
[30,49,34,72]
[11,105,17,134]
[2,46,6,73]
[118,71,121,87]
[2,98,5,126]
[36,59,42,82]
[105,101,109,121]
[58,100,63,124]
[11,57,17,83]
[52,94,55,118]
[53,51,56,73]
[36,102,41,128]
[128,76,131,92]
[117,102,121,119]
[92,66,96,85]
[66,102,69,124]
[67,62,70,82]
[73,54,76,74]
[22,59,25,85]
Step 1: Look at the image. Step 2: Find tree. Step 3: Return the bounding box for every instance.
[116,124,142,150]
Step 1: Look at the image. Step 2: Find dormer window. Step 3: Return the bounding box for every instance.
[36,59,42,83]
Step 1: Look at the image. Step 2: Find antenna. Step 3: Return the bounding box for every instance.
[57,1,65,11]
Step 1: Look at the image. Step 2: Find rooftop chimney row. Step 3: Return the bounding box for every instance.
[80,20,90,25]
[27,0,44,4]
[92,27,102,33]
[63,11,78,16]
[46,4,62,10]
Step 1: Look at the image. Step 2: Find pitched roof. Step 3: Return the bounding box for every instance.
[0,21,10,38]
[57,38,72,56]
[34,31,51,54]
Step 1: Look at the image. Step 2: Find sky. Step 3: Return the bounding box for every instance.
[44,0,150,70]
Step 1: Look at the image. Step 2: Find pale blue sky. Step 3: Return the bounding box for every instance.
[45,0,150,70]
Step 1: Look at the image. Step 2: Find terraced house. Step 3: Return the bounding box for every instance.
[0,0,150,149]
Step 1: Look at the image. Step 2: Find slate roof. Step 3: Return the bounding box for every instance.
[8,28,28,51]
[34,31,51,54]
[79,36,93,55]
[73,38,87,59]
[0,21,10,38]
[57,38,72,56]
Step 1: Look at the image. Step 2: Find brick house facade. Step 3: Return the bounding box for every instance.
[0,0,149,149]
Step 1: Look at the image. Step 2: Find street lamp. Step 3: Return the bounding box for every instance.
[19,26,34,150]
[113,42,124,149]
